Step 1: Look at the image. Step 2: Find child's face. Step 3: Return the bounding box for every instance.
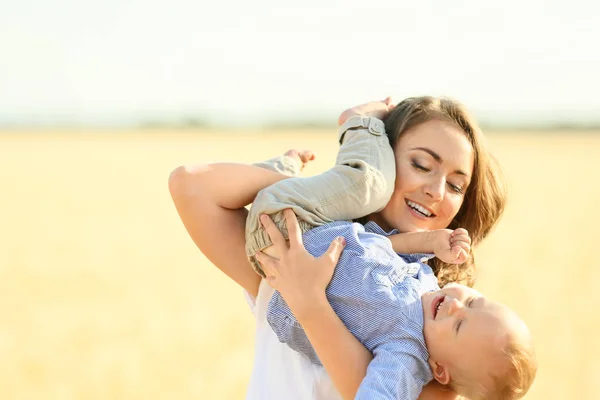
[421,283,528,386]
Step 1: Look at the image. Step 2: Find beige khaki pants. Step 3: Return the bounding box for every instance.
[247,116,396,277]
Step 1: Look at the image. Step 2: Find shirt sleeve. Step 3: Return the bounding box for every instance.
[355,343,430,400]
[266,289,322,364]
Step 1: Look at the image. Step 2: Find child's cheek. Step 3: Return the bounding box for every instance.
[433,319,451,340]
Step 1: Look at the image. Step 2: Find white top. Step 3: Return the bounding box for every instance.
[244,280,343,400]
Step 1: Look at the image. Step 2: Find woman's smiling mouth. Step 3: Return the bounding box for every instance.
[406,200,436,218]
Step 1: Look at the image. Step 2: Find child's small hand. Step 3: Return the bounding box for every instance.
[337,97,396,126]
[433,228,471,264]
[284,149,315,171]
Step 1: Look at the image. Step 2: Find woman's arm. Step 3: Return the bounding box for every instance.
[168,162,289,297]
[168,160,375,397]
[255,210,372,399]
[295,294,374,399]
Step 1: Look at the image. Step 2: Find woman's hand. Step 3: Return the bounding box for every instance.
[337,97,396,126]
[255,209,346,320]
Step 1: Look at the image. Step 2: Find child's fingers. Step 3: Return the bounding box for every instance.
[260,214,287,250]
[451,228,469,237]
[284,209,303,249]
[456,248,468,264]
[450,246,469,263]
[452,241,470,256]
[452,245,462,260]
[450,233,471,246]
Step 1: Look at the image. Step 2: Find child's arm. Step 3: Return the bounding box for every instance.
[354,344,460,400]
[355,345,429,400]
[389,229,471,265]
[168,162,291,297]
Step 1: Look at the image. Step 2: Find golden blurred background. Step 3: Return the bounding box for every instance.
[1,130,598,399]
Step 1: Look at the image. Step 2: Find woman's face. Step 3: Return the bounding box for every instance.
[371,119,474,233]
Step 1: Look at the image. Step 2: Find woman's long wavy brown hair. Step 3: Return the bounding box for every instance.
[379,96,507,287]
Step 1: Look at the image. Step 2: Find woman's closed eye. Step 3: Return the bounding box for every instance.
[448,182,464,194]
[411,160,430,172]
[412,159,466,194]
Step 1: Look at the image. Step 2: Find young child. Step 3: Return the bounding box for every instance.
[246,98,537,399]
[261,210,535,400]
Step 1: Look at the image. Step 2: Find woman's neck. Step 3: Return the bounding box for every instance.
[364,212,393,232]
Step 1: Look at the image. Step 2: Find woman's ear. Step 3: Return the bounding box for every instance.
[430,360,451,385]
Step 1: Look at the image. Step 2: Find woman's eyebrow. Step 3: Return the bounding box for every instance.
[411,147,441,162]
[411,147,470,177]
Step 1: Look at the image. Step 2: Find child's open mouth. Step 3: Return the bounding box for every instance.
[432,296,445,319]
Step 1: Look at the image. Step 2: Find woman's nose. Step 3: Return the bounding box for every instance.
[424,178,444,201]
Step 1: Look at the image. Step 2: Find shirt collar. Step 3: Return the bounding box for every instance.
[363,220,398,236]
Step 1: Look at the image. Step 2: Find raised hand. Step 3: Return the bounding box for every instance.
[433,228,471,264]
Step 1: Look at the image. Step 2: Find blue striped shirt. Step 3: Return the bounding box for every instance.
[267,221,439,400]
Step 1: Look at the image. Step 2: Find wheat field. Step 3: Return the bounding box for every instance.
[0,129,598,400]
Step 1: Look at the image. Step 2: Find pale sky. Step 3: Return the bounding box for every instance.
[1,0,598,126]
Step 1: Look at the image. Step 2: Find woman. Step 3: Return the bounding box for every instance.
[168,97,507,399]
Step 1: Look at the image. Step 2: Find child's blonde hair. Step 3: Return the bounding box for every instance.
[450,339,537,400]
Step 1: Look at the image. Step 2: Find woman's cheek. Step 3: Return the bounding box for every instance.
[439,197,463,225]
[450,197,465,220]
[395,161,418,189]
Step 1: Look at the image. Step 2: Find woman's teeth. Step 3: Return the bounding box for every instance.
[407,200,432,217]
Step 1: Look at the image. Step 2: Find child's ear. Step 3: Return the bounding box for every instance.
[430,360,451,385]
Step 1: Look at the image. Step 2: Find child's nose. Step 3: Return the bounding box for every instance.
[447,298,464,315]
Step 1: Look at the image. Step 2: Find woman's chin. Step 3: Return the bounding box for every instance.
[379,212,439,233]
